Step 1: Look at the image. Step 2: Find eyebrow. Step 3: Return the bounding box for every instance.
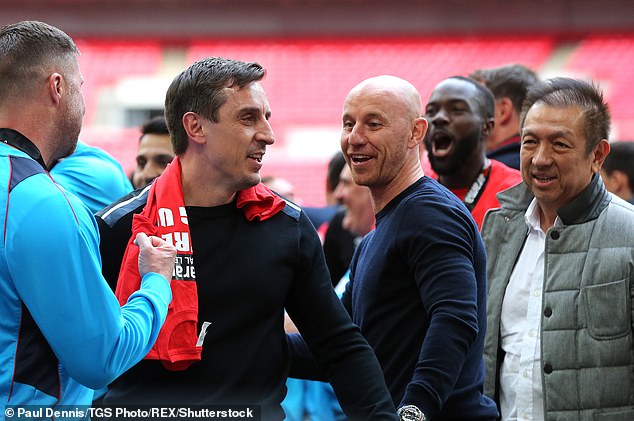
[425,98,470,108]
[522,128,574,140]
[348,112,385,121]
[238,106,271,120]
[442,98,471,106]
[365,112,385,119]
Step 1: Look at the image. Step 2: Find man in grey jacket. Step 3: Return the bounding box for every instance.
[482,77,634,420]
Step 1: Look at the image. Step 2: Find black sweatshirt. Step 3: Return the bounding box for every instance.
[96,187,397,421]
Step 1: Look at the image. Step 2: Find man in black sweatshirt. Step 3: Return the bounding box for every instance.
[96,57,395,421]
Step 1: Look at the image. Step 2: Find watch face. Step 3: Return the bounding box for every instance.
[398,405,425,421]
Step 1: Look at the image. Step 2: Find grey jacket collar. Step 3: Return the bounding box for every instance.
[497,173,611,226]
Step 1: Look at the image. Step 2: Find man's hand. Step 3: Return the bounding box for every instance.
[135,232,176,282]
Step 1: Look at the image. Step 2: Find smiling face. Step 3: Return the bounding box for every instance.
[196,82,275,192]
[340,77,425,194]
[521,102,607,220]
[423,78,488,179]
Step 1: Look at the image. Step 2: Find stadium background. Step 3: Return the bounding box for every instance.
[2,0,633,206]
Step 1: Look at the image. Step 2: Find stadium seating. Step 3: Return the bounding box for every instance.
[564,34,634,139]
[75,39,163,126]
[77,35,634,205]
[187,37,554,127]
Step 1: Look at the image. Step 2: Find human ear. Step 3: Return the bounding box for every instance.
[591,139,610,173]
[409,117,428,149]
[497,97,514,125]
[48,73,63,106]
[182,112,206,145]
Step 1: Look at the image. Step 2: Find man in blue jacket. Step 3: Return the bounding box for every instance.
[0,20,176,412]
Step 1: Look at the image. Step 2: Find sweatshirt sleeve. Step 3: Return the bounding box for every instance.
[398,197,480,417]
[286,332,326,380]
[284,211,397,421]
[6,183,171,389]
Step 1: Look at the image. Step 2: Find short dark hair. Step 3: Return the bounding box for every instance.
[448,75,495,120]
[603,141,634,191]
[470,64,539,114]
[326,151,346,194]
[0,21,78,102]
[520,77,610,154]
[164,57,266,155]
[140,115,169,140]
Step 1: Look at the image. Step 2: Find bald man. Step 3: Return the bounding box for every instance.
[289,76,498,421]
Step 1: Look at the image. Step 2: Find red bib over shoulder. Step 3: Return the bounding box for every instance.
[115,157,285,370]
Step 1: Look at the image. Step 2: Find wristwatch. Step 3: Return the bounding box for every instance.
[397,405,426,421]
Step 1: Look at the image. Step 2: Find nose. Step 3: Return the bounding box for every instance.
[346,123,367,146]
[257,120,275,145]
[532,143,554,167]
[140,162,164,185]
[430,109,449,127]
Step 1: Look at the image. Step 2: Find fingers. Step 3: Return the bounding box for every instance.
[135,232,177,282]
[135,232,171,248]
[149,235,167,247]
[134,232,151,247]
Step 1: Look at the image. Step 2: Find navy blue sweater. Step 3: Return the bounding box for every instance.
[339,177,497,420]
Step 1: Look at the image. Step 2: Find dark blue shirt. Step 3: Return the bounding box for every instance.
[342,177,498,420]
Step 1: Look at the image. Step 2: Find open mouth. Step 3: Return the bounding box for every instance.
[349,154,372,164]
[532,174,556,184]
[248,152,264,163]
[429,131,453,158]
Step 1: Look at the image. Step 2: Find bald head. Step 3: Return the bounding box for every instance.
[346,75,423,121]
[340,75,427,212]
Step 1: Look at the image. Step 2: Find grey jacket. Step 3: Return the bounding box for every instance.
[481,175,634,421]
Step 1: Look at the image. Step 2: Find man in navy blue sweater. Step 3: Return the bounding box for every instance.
[289,75,498,421]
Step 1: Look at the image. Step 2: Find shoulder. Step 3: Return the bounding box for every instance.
[7,156,62,207]
[71,142,122,165]
[482,184,530,229]
[53,143,125,177]
[51,144,132,195]
[281,198,302,221]
[402,177,471,219]
[96,184,150,228]
[492,181,533,212]
[7,166,97,245]
[490,159,520,176]
[6,154,48,192]
[389,178,477,237]
[489,160,523,187]
[302,205,339,227]
[0,149,87,227]
[603,194,634,227]
[575,195,634,252]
